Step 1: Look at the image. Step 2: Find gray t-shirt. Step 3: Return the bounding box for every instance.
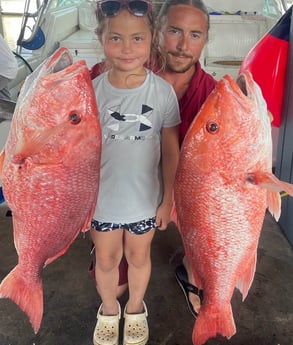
[93,69,180,223]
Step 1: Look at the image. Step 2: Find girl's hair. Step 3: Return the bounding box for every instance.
[95,1,157,71]
[95,2,155,38]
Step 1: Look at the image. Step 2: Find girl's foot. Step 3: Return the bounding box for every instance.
[123,301,148,345]
[93,301,121,345]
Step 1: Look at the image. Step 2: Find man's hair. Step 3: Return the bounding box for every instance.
[156,0,210,31]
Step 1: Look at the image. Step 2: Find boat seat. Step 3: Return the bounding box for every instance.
[59,2,104,68]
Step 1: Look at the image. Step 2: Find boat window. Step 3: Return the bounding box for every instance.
[0,0,89,50]
[1,0,38,50]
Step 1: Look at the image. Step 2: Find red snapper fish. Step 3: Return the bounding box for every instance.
[173,71,293,345]
[0,47,101,333]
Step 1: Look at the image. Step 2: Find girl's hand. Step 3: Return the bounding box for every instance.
[155,202,173,231]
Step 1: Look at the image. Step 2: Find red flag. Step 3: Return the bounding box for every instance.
[239,6,292,127]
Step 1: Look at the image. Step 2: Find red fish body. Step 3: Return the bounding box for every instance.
[173,71,293,345]
[0,47,101,333]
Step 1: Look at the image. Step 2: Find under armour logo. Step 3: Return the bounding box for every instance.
[109,105,153,131]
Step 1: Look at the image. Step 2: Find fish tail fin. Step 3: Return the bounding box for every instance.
[0,265,43,333]
[192,305,236,345]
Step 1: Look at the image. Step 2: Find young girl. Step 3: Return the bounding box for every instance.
[90,1,180,344]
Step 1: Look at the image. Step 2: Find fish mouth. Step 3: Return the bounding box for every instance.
[236,73,249,97]
[17,47,85,111]
[235,72,256,101]
[223,72,253,102]
[45,47,73,74]
[236,70,270,123]
[0,49,73,124]
[235,71,262,104]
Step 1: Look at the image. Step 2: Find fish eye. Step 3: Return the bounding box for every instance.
[70,113,81,124]
[206,121,219,134]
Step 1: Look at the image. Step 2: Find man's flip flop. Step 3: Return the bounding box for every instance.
[175,264,203,318]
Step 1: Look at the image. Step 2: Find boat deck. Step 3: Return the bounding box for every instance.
[0,202,292,345]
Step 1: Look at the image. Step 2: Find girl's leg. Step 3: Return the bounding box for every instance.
[90,227,124,315]
[117,256,129,297]
[124,229,155,313]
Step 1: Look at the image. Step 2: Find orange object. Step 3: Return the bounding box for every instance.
[173,71,293,345]
[0,48,101,333]
[239,6,292,127]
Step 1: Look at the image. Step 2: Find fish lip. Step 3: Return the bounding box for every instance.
[45,47,73,74]
[223,72,255,104]
[237,74,249,97]
[235,71,256,101]
[236,71,270,124]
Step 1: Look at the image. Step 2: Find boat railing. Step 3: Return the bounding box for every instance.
[16,0,51,54]
[5,1,82,100]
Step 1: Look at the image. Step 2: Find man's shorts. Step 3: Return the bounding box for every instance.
[91,217,156,235]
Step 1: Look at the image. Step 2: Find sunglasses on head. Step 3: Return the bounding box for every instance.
[99,0,151,17]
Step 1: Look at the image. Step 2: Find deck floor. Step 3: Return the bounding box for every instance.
[0,203,292,345]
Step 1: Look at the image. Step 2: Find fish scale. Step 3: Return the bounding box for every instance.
[0,47,101,333]
[173,71,293,345]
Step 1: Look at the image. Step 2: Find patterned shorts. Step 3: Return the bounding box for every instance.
[91,217,156,235]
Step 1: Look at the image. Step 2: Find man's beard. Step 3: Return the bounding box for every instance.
[165,51,196,73]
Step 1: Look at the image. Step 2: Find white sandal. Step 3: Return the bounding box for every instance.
[123,301,149,345]
[93,301,121,345]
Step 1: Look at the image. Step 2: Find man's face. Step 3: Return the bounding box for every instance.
[158,5,208,73]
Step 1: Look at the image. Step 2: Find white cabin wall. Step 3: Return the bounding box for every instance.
[205,0,278,14]
[200,14,269,80]
[35,6,79,61]
[59,2,104,68]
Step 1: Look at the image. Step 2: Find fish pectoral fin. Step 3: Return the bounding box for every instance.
[12,132,49,163]
[13,122,69,163]
[248,171,293,221]
[248,171,293,194]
